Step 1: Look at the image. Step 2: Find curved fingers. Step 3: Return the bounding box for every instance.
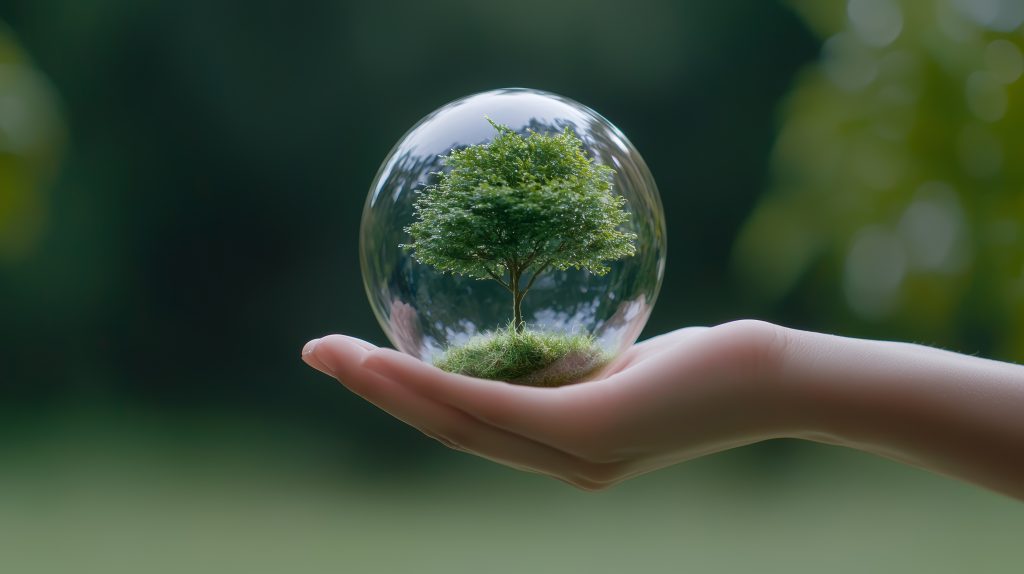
[307,336,627,489]
[357,325,763,465]
[358,346,626,460]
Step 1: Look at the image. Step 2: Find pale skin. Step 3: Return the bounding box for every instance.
[301,320,1024,500]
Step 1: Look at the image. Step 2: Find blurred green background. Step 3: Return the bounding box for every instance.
[1,0,1022,572]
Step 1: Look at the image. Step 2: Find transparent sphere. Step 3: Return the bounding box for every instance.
[360,88,666,382]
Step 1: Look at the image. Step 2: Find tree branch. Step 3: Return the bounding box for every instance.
[521,259,553,296]
[485,266,512,291]
[521,238,547,269]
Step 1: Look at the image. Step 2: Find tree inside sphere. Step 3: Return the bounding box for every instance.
[360,88,665,387]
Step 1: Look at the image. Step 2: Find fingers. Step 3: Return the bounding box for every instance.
[299,325,781,486]
[356,345,619,453]
[601,326,710,374]
[302,335,373,375]
[302,335,625,489]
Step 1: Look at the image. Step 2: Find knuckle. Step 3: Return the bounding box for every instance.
[717,319,777,339]
[714,319,790,377]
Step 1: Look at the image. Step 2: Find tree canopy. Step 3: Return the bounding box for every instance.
[403,119,636,332]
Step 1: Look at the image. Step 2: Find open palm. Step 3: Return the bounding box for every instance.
[302,320,789,490]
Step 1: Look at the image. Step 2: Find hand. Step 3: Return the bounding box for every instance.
[301,320,793,491]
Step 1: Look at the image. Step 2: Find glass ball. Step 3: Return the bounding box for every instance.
[360,88,665,386]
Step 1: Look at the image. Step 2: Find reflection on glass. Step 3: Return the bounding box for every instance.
[360,88,666,371]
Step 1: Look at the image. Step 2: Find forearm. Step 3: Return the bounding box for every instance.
[779,328,1024,500]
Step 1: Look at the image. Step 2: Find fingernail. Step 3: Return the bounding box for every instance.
[302,338,321,356]
[306,335,372,379]
[302,338,334,377]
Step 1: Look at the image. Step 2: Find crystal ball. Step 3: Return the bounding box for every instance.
[360,88,666,386]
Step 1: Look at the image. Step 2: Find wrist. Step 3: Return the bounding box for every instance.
[775,330,1010,449]
[703,320,809,442]
[771,328,886,446]
[754,325,1024,499]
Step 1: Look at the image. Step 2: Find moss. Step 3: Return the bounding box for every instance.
[434,326,609,387]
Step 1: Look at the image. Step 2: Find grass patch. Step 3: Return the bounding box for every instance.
[435,326,609,387]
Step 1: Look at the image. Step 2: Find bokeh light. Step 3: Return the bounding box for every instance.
[2,2,1021,571]
[0,22,64,261]
[736,0,1024,357]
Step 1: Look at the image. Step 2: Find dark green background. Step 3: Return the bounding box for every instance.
[1,0,816,437]
[1,1,1021,571]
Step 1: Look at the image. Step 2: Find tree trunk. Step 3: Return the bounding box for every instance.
[511,268,524,334]
[513,293,524,334]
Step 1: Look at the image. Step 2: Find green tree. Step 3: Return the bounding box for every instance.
[403,119,636,333]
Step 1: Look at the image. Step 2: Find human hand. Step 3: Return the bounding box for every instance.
[301,320,793,490]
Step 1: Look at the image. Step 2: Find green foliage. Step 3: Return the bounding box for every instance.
[736,1,1024,358]
[0,23,65,262]
[434,324,607,387]
[403,119,636,332]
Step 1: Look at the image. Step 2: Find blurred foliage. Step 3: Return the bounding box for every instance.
[0,0,816,427]
[0,22,64,261]
[0,2,1021,566]
[0,0,1017,458]
[736,0,1024,358]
